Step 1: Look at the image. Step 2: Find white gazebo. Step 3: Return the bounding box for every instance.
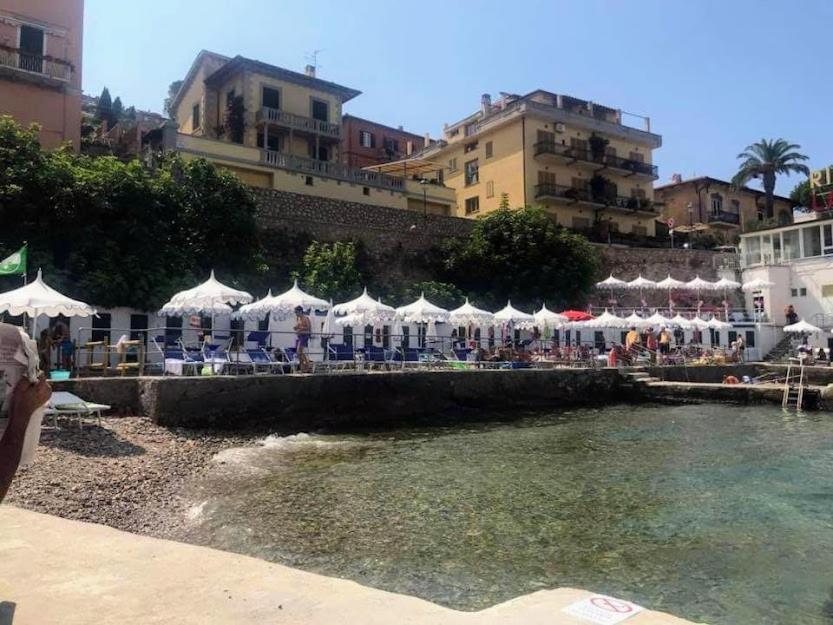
[395,294,450,323]
[582,310,627,329]
[623,312,649,328]
[236,280,329,321]
[449,298,494,327]
[784,319,822,334]
[0,269,96,336]
[494,301,535,326]
[333,288,396,324]
[741,278,775,292]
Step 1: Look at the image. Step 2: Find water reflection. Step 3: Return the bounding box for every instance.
[177,404,833,625]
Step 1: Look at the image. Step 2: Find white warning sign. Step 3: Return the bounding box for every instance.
[561,594,645,624]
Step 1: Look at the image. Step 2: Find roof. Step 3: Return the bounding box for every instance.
[362,157,443,177]
[205,55,361,102]
[342,114,425,141]
[170,50,232,113]
[654,176,794,204]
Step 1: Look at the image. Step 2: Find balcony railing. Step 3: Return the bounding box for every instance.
[0,44,72,82]
[708,211,741,225]
[262,150,404,191]
[533,141,658,178]
[534,183,656,212]
[256,107,341,139]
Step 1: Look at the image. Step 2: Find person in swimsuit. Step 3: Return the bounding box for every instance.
[293,305,312,373]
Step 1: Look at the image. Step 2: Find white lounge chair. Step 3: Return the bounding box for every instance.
[45,391,110,429]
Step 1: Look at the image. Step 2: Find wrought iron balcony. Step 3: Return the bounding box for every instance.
[261,150,404,191]
[533,141,658,179]
[534,182,656,212]
[256,107,341,139]
[0,44,73,83]
[708,211,741,225]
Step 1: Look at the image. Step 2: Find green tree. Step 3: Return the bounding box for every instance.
[111,96,124,122]
[294,241,364,302]
[164,80,183,119]
[791,178,815,207]
[95,87,116,129]
[498,192,510,209]
[443,206,599,309]
[731,138,810,219]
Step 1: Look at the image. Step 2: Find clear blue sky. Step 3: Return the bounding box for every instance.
[83,0,831,195]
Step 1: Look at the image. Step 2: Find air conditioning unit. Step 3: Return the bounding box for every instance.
[554,123,566,133]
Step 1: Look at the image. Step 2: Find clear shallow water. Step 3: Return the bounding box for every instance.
[178,404,833,624]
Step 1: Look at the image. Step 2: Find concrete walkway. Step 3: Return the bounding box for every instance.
[0,507,698,625]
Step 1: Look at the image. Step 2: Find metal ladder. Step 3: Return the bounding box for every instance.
[782,361,806,410]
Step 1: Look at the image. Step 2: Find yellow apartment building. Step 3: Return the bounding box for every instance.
[0,0,83,150]
[415,91,662,236]
[170,51,453,215]
[654,175,795,243]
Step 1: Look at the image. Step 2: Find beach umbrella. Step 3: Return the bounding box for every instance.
[320,300,336,339]
[167,270,252,308]
[741,278,775,292]
[395,293,450,323]
[561,309,594,322]
[333,288,395,326]
[685,275,717,315]
[625,275,657,309]
[534,304,568,328]
[233,289,272,321]
[449,298,494,326]
[159,301,232,317]
[669,313,694,329]
[643,311,671,328]
[784,319,822,334]
[596,274,627,306]
[244,280,330,321]
[582,310,627,328]
[623,312,649,328]
[713,277,742,318]
[707,316,733,330]
[0,268,96,336]
[656,275,686,310]
[494,301,535,325]
[688,316,710,330]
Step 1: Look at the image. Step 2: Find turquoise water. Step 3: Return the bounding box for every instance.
[179,404,833,624]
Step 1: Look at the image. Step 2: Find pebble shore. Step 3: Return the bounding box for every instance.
[6,417,259,539]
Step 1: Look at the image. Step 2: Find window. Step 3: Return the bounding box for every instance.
[803,226,822,257]
[192,103,201,130]
[631,188,647,200]
[363,324,373,348]
[628,151,644,163]
[570,137,588,158]
[256,129,282,151]
[309,141,329,161]
[464,122,477,137]
[362,186,370,196]
[745,330,756,348]
[731,199,741,213]
[19,24,45,73]
[824,225,833,255]
[343,326,353,348]
[711,193,723,214]
[91,313,112,343]
[800,287,807,296]
[605,146,617,157]
[129,314,148,343]
[464,141,478,153]
[464,159,479,186]
[164,316,182,344]
[783,229,800,260]
[572,217,591,230]
[311,99,329,122]
[486,180,495,198]
[822,285,833,298]
[448,157,458,172]
[465,196,480,214]
[485,141,493,158]
[262,87,280,109]
[383,138,399,153]
[791,288,798,297]
[305,175,314,186]
[539,171,557,185]
[537,130,555,144]
[359,130,374,148]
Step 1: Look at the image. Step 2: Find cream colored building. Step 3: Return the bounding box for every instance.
[415,91,662,236]
[170,51,453,215]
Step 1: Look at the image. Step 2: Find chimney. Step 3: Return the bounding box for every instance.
[481,93,491,115]
[424,132,430,146]
[304,64,316,78]
[671,173,682,184]
[398,125,404,131]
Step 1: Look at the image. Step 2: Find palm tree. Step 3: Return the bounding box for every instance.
[731,139,810,219]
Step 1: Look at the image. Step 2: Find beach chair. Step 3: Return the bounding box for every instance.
[161,347,201,376]
[45,391,111,429]
[202,344,230,375]
[319,343,354,373]
[246,348,284,374]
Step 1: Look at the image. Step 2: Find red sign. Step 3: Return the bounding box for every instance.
[590,597,635,614]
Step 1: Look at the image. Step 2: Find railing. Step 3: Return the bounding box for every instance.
[708,211,741,225]
[262,150,405,191]
[534,183,656,212]
[256,107,341,139]
[533,141,658,178]
[0,44,72,82]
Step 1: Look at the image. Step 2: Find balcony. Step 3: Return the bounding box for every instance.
[534,183,656,213]
[533,141,658,179]
[256,107,341,140]
[262,150,404,191]
[708,211,741,227]
[0,44,73,87]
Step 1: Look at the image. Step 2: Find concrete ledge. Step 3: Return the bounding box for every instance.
[0,506,697,625]
[641,381,789,405]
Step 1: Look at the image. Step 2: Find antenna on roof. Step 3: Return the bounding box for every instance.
[305,49,324,76]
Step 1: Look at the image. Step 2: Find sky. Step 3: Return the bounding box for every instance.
[83,0,833,196]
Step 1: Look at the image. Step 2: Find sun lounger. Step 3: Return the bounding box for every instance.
[45,391,110,429]
[246,348,284,374]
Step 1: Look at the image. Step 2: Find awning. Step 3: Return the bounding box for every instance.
[362,157,442,178]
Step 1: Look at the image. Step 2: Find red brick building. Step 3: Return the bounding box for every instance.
[341,114,427,168]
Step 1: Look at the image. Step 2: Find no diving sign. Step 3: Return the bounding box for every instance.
[561,594,644,624]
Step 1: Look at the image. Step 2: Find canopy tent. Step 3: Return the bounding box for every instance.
[581,310,627,329]
[235,280,329,321]
[669,313,694,329]
[166,270,253,309]
[395,294,450,323]
[534,304,568,327]
[449,298,494,327]
[363,157,444,179]
[234,289,272,321]
[783,319,822,334]
[706,316,733,330]
[320,301,336,339]
[741,278,776,292]
[623,312,649,328]
[0,269,96,335]
[333,289,396,326]
[493,301,535,326]
[688,316,711,330]
[643,311,672,327]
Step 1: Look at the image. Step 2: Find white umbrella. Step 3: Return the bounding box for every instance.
[626,275,658,290]
[707,316,733,330]
[669,313,694,329]
[256,280,330,321]
[168,269,252,307]
[784,319,822,334]
[714,277,741,290]
[333,288,395,325]
[623,312,649,328]
[235,289,272,321]
[159,301,232,317]
[596,274,627,306]
[581,310,627,328]
[643,312,671,327]
[395,293,450,323]
[320,300,335,339]
[688,316,710,330]
[656,275,686,310]
[685,275,716,315]
[741,278,775,292]
[449,298,494,326]
[534,304,567,327]
[0,269,96,335]
[494,301,535,325]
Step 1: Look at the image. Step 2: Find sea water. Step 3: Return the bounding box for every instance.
[178,404,833,625]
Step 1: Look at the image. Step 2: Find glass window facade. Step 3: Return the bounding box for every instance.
[741,221,833,266]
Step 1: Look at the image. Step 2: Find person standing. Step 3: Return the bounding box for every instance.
[735,334,745,363]
[658,326,671,363]
[785,304,798,326]
[293,305,312,373]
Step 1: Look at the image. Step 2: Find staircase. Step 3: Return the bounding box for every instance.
[622,369,662,388]
[764,334,795,362]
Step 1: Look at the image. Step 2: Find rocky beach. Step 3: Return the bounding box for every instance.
[5,417,260,539]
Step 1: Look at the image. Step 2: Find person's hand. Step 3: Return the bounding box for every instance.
[9,376,51,423]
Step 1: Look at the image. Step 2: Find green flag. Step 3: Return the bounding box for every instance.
[0,245,26,276]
